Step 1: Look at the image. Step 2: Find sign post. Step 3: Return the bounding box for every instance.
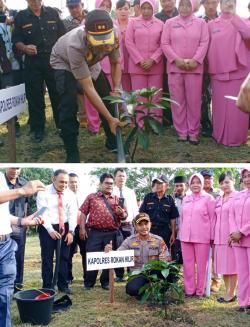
[87,250,134,303]
[0,84,26,162]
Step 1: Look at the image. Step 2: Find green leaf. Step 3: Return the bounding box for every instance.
[137,129,149,150]
[160,97,180,106]
[161,269,170,279]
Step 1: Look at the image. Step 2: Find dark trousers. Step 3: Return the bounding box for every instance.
[38,224,70,290]
[68,225,86,282]
[172,239,183,265]
[115,227,133,279]
[85,229,118,288]
[0,238,17,327]
[11,226,27,285]
[201,72,212,132]
[24,56,60,132]
[54,69,116,151]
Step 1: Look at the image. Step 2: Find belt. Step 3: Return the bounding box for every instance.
[121,222,132,226]
[0,234,10,242]
[89,228,117,232]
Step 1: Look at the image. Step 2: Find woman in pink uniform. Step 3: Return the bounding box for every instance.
[161,0,209,144]
[229,168,250,312]
[125,0,164,127]
[115,0,132,92]
[207,0,250,147]
[213,171,237,303]
[180,173,215,297]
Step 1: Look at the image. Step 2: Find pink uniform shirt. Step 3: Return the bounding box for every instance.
[213,191,237,245]
[229,189,250,248]
[161,15,209,74]
[180,191,215,243]
[125,16,164,75]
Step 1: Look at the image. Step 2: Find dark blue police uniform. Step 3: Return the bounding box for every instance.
[139,192,179,248]
[12,6,66,141]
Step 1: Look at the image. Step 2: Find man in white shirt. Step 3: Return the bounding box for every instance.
[0,172,45,327]
[67,173,87,284]
[36,169,78,294]
[113,168,138,282]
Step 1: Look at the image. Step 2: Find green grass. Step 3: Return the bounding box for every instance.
[12,235,250,327]
[0,96,250,163]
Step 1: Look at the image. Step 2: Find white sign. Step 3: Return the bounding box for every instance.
[87,250,134,271]
[0,84,26,124]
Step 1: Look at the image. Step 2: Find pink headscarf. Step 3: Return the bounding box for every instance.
[140,0,156,11]
[95,0,112,9]
[177,0,197,12]
[241,168,250,178]
[189,173,204,189]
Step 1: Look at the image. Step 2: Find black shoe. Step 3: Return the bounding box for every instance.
[58,287,72,295]
[189,138,200,145]
[237,306,250,312]
[101,285,109,290]
[66,151,80,163]
[0,139,4,147]
[34,131,44,143]
[115,277,125,283]
[218,296,237,303]
[105,141,117,153]
[83,286,92,291]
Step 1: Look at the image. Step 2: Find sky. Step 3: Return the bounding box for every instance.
[6,0,250,17]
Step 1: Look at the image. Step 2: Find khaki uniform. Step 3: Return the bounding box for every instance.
[118,233,169,271]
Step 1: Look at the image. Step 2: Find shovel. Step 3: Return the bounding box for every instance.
[114,102,126,163]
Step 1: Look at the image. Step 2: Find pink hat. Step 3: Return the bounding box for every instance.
[241,168,250,178]
[140,0,156,11]
[95,0,112,9]
[189,173,204,188]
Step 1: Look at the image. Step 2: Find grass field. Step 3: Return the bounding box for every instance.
[1,97,250,163]
[11,235,250,327]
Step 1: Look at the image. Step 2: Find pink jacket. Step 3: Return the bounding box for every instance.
[161,15,209,74]
[229,189,250,248]
[207,14,250,77]
[213,191,237,245]
[115,19,129,73]
[180,191,215,244]
[125,16,164,75]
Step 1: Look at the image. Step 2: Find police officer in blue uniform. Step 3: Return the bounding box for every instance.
[12,0,66,142]
[139,175,179,249]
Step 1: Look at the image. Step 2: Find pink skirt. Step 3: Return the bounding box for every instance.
[214,244,237,275]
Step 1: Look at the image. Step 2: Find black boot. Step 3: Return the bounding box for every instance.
[63,136,80,163]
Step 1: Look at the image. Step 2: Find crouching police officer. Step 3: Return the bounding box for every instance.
[105,213,171,297]
[12,0,66,143]
[50,9,123,162]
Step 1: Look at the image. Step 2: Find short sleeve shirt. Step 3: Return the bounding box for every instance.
[139,192,179,230]
[50,26,120,81]
[0,172,12,235]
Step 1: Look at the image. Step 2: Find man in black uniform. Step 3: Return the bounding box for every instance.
[12,0,66,142]
[139,175,178,249]
[200,0,219,136]
[155,0,178,126]
[5,168,29,291]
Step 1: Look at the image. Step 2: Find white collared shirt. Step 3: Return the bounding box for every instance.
[0,172,12,235]
[113,185,138,223]
[36,184,78,233]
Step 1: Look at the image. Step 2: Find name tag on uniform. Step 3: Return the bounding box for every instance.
[22,24,32,29]
[47,20,56,24]
[163,204,170,208]
[173,25,182,29]
[147,202,154,205]
[212,29,220,34]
